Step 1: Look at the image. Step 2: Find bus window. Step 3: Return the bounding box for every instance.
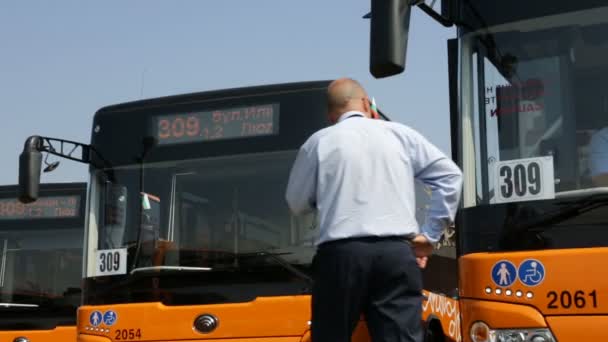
[101,184,127,249]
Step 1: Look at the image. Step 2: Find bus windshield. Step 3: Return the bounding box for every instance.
[460,4,608,206]
[85,151,316,305]
[0,184,84,330]
[456,3,608,253]
[0,228,82,308]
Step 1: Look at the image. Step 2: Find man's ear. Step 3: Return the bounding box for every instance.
[362,98,372,118]
[371,109,380,119]
[327,112,337,124]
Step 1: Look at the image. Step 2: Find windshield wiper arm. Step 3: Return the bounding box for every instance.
[503,192,608,240]
[89,264,214,299]
[130,265,213,275]
[239,251,313,285]
[0,303,39,308]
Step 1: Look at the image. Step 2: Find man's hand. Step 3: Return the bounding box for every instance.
[412,234,434,269]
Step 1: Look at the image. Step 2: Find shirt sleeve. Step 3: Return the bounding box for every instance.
[285,138,318,215]
[408,128,463,243]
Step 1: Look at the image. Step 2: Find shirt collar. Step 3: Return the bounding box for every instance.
[337,111,366,123]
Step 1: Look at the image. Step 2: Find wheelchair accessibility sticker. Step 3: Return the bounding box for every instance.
[103,310,118,326]
[491,260,517,287]
[518,259,545,286]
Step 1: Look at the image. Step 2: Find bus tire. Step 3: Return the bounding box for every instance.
[424,319,446,342]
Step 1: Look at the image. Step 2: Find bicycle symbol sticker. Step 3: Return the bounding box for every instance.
[518,259,545,286]
[491,260,517,287]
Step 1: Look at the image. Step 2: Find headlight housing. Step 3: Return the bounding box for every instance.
[470,321,556,342]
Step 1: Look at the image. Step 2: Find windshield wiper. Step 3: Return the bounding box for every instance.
[130,266,213,275]
[501,192,608,245]
[0,303,39,308]
[91,252,312,299]
[0,294,73,310]
[129,252,314,285]
[238,251,313,285]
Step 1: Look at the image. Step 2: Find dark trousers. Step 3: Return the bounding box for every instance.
[311,236,423,342]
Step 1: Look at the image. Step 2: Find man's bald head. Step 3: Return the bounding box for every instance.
[327,78,371,123]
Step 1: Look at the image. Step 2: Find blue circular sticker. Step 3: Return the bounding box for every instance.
[89,311,103,327]
[491,260,517,287]
[518,259,545,287]
[103,310,118,326]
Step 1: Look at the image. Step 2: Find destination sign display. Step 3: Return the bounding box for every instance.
[0,196,81,220]
[154,103,280,145]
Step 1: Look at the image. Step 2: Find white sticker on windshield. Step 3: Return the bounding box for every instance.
[494,156,555,204]
[94,248,127,277]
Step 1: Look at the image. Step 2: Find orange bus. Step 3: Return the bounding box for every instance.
[0,182,85,342]
[371,0,608,341]
[17,81,458,341]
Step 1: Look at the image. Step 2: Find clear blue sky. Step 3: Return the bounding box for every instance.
[0,1,454,186]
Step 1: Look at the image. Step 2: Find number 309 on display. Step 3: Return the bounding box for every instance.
[494,156,555,204]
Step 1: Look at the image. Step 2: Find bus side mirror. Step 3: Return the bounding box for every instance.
[369,0,416,78]
[18,136,43,204]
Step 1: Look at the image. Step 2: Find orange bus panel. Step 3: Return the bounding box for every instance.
[0,326,75,342]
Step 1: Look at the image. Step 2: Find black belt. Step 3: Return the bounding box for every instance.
[318,234,415,248]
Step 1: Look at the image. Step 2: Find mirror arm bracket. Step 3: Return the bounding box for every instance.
[418,3,454,27]
[24,135,109,170]
[363,3,454,27]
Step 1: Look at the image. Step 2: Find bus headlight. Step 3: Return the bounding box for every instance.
[470,321,555,342]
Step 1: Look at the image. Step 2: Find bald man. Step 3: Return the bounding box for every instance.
[285,78,463,342]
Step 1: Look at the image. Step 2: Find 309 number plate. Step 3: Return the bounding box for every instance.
[494,156,555,204]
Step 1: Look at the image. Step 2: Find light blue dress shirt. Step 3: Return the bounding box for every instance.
[285,111,463,245]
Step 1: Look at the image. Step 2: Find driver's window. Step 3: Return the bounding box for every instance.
[479,50,578,201]
[100,184,127,249]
